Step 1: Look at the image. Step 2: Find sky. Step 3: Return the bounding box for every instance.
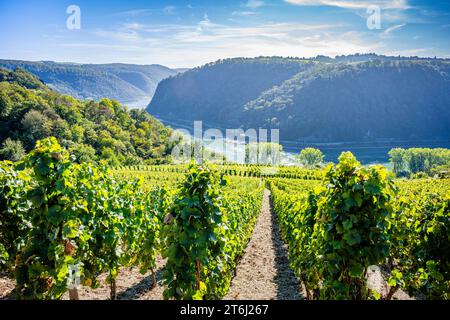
[0,0,449,68]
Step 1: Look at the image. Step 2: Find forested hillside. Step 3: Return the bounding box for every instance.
[0,60,179,104]
[148,57,314,126]
[244,60,450,141]
[0,68,174,165]
[147,56,450,142]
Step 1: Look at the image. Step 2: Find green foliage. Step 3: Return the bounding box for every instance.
[0,68,174,165]
[297,148,324,168]
[0,67,47,90]
[12,137,86,299]
[245,142,283,165]
[0,244,8,266]
[3,136,449,301]
[0,138,163,299]
[148,57,311,125]
[0,161,33,273]
[389,191,450,299]
[270,152,397,300]
[389,147,450,177]
[388,148,407,176]
[150,57,450,142]
[0,138,26,162]
[244,60,450,141]
[162,163,227,300]
[68,143,97,163]
[270,184,320,299]
[0,61,177,102]
[162,162,263,300]
[315,152,396,299]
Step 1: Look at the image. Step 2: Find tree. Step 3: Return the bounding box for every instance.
[21,110,52,147]
[0,90,13,119]
[297,148,324,168]
[245,142,283,165]
[0,138,25,161]
[0,67,174,165]
[388,148,406,176]
[100,147,120,166]
[69,143,97,163]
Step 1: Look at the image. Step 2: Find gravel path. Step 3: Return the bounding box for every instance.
[225,189,304,300]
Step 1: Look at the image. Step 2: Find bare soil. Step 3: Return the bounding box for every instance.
[0,274,14,299]
[225,189,304,300]
[0,258,166,300]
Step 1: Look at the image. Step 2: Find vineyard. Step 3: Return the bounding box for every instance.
[0,138,449,300]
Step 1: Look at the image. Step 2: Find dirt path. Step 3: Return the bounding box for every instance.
[225,189,304,300]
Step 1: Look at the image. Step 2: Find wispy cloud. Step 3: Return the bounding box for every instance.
[82,15,381,67]
[284,0,410,10]
[116,9,153,17]
[93,28,141,42]
[116,6,177,17]
[384,23,406,35]
[232,11,258,16]
[244,0,265,9]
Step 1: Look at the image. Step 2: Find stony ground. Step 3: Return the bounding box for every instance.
[0,189,413,301]
[225,189,304,300]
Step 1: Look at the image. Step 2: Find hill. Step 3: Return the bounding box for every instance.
[0,68,174,165]
[244,59,450,141]
[0,60,180,105]
[147,55,450,142]
[147,57,315,126]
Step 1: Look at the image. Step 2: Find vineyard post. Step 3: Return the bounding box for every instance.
[384,286,399,300]
[151,267,156,289]
[69,288,79,300]
[196,258,201,290]
[110,280,117,300]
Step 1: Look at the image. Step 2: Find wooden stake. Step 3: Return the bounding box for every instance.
[69,288,79,300]
[110,280,117,300]
[196,258,201,290]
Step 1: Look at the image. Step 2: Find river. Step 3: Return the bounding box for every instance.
[127,100,450,165]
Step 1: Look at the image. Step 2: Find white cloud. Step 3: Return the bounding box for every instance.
[284,0,410,10]
[116,6,177,17]
[244,0,265,9]
[83,16,383,67]
[116,9,153,17]
[232,11,258,16]
[93,29,141,42]
[383,23,406,35]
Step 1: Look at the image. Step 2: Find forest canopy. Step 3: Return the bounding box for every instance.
[0,68,175,165]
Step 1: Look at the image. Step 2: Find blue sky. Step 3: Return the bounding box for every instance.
[0,0,449,67]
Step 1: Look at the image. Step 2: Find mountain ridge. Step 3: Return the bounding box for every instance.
[0,59,182,106]
[147,55,450,142]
